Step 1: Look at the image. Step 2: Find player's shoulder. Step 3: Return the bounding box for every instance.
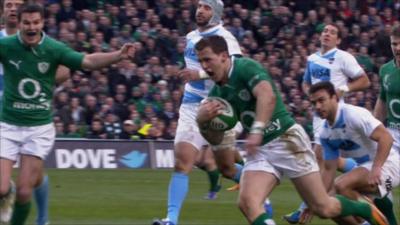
[235,57,261,68]
[380,60,396,73]
[341,103,372,120]
[335,48,356,60]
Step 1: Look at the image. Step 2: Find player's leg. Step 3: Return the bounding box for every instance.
[238,171,277,225]
[11,154,44,225]
[153,107,207,225]
[335,151,400,225]
[0,158,16,224]
[0,122,20,224]
[292,171,389,225]
[196,147,221,200]
[11,123,55,225]
[34,173,49,225]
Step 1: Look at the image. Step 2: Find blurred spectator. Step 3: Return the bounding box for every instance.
[86,118,109,139]
[119,120,141,140]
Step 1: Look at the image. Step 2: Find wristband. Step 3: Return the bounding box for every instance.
[337,85,349,93]
[199,70,210,79]
[250,121,266,134]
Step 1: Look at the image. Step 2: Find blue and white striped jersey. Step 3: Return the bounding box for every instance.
[320,103,382,164]
[303,48,364,88]
[182,24,241,104]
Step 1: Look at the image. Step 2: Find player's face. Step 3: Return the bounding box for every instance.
[19,12,44,46]
[196,2,213,27]
[197,47,229,83]
[3,0,24,27]
[390,35,400,65]
[309,89,337,121]
[320,25,341,50]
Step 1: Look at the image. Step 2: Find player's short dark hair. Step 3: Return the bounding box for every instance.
[195,35,228,54]
[17,2,44,21]
[391,25,400,38]
[309,81,336,97]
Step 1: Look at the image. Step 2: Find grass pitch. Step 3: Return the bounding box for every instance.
[24,169,399,225]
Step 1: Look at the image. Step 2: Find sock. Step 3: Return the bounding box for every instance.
[206,169,221,192]
[336,195,372,219]
[167,172,189,224]
[251,213,272,225]
[233,163,243,183]
[34,175,49,225]
[11,201,31,225]
[374,196,398,225]
[339,158,357,173]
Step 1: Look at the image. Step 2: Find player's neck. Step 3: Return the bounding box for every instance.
[320,46,336,55]
[5,26,18,36]
[198,24,217,32]
[221,59,232,85]
[327,105,339,126]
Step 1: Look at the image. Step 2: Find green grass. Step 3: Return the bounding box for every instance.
[23,169,399,225]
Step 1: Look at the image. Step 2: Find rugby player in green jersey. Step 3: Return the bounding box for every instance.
[374,24,400,225]
[0,1,71,224]
[0,3,135,225]
[194,35,389,225]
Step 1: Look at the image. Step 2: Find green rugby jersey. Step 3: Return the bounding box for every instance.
[379,59,400,130]
[209,57,295,145]
[0,32,84,126]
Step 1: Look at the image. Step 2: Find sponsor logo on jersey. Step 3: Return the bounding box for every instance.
[9,60,22,70]
[38,62,49,74]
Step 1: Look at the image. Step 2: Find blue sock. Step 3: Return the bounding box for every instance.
[341,158,357,172]
[233,163,243,183]
[167,172,188,224]
[34,175,49,225]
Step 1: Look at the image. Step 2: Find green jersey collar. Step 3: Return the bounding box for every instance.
[227,56,235,79]
[17,31,47,46]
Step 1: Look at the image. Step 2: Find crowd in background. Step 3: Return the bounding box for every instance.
[7,0,399,140]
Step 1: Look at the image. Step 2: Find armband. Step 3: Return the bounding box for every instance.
[199,70,210,79]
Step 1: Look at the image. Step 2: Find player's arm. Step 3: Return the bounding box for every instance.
[252,81,275,126]
[178,69,209,82]
[302,81,311,96]
[320,138,339,192]
[368,124,393,185]
[322,159,338,192]
[245,80,276,155]
[373,98,387,122]
[81,43,135,70]
[302,61,312,95]
[55,65,71,84]
[344,74,370,92]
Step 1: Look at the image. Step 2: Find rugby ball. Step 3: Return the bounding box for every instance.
[206,97,238,131]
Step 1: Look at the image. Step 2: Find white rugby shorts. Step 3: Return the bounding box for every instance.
[0,122,55,161]
[244,123,319,180]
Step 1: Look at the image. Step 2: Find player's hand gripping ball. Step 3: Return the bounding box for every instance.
[204,97,238,131]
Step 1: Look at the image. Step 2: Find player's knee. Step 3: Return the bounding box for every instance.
[219,165,236,179]
[238,195,252,216]
[16,185,33,203]
[333,180,347,195]
[174,158,192,174]
[0,183,11,197]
